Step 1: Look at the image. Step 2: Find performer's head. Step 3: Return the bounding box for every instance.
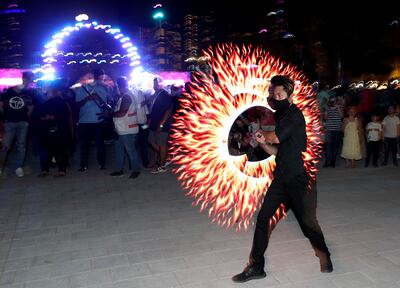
[270,75,294,103]
[269,75,294,118]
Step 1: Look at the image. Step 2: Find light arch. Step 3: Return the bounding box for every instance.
[34,14,142,81]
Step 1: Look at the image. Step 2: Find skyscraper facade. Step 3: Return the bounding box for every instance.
[140,23,182,71]
[183,13,215,71]
[0,1,26,68]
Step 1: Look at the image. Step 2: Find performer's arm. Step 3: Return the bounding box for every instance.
[254,130,278,155]
[259,142,278,155]
[258,131,280,144]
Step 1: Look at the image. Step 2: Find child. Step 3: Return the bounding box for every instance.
[365,114,383,167]
[341,106,363,168]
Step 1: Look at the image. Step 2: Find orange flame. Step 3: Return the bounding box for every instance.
[170,44,323,230]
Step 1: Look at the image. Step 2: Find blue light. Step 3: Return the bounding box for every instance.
[153,12,164,19]
[75,14,89,22]
[39,16,142,83]
[0,9,26,14]
[120,37,130,43]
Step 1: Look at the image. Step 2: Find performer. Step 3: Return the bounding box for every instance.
[232,75,332,283]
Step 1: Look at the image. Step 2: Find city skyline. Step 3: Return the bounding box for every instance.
[1,0,398,82]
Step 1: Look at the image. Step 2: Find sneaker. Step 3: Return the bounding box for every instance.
[110,171,124,177]
[151,166,167,174]
[99,165,106,170]
[37,171,49,178]
[129,171,140,179]
[15,167,24,177]
[78,166,88,172]
[232,265,266,283]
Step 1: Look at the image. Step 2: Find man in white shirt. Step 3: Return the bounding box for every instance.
[382,106,400,166]
[110,77,141,179]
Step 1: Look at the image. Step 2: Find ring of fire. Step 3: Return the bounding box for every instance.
[170,44,324,230]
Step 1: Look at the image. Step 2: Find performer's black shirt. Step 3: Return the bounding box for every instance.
[274,104,307,179]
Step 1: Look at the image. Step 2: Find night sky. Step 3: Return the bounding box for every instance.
[22,0,276,61]
[23,0,396,39]
[23,0,273,42]
[22,0,398,78]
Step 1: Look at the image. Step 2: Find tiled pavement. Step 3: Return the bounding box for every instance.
[0,162,399,288]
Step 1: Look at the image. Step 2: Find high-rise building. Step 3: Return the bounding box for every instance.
[0,1,26,68]
[140,3,214,72]
[140,23,183,71]
[183,13,215,71]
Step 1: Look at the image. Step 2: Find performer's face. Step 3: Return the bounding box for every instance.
[273,86,289,101]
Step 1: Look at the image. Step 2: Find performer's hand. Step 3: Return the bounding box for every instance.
[255,130,266,144]
[255,130,279,144]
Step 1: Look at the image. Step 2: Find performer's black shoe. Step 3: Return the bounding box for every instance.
[320,255,333,273]
[232,265,266,283]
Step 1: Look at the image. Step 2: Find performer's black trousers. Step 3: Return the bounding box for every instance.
[251,172,330,269]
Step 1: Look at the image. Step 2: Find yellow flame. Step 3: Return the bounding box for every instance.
[170,44,323,230]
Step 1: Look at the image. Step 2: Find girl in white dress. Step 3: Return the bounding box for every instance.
[341,106,363,168]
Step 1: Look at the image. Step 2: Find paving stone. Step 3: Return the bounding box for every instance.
[329,271,375,288]
[22,277,69,288]
[12,265,52,283]
[109,263,152,281]
[68,270,112,288]
[91,254,129,270]
[0,159,398,288]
